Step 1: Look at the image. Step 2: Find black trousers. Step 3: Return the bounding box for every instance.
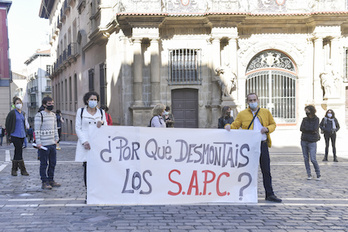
[324,133,336,156]
[260,141,274,198]
[83,162,87,187]
[11,136,24,160]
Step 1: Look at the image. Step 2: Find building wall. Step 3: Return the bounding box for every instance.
[0,2,11,127]
[42,0,348,139]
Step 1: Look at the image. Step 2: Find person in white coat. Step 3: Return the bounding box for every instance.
[75,91,107,188]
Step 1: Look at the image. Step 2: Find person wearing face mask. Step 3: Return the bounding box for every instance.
[218,106,234,129]
[300,105,321,181]
[224,93,281,203]
[319,109,340,162]
[34,96,61,189]
[150,103,166,128]
[5,97,30,176]
[164,106,175,128]
[75,91,107,194]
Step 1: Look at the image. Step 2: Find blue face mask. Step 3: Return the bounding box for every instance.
[249,102,258,110]
[88,100,98,108]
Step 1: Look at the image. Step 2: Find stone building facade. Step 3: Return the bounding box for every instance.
[24,49,52,125]
[40,0,348,139]
[0,0,11,127]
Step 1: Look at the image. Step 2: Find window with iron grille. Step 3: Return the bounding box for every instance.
[169,49,201,85]
[344,48,348,82]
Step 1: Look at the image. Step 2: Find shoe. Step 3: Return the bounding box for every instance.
[56,146,61,150]
[265,195,282,203]
[42,182,52,190]
[322,158,328,161]
[49,181,61,187]
[307,176,312,180]
[334,159,338,162]
[316,176,321,181]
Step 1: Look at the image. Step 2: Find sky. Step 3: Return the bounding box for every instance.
[7,0,50,73]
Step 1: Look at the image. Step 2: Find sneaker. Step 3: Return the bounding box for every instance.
[307,176,312,180]
[42,182,52,190]
[316,176,321,181]
[56,146,61,150]
[49,181,61,187]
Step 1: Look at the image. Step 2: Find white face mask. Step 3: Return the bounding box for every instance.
[327,113,332,118]
[249,102,258,110]
[88,100,98,108]
[15,103,22,110]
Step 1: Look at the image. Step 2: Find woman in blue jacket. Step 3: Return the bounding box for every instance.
[5,97,29,176]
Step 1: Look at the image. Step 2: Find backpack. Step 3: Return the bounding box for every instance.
[80,107,104,120]
[148,116,154,127]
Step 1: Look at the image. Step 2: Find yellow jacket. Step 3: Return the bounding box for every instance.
[231,107,276,147]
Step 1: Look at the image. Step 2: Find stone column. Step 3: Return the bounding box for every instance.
[313,37,324,102]
[133,38,143,107]
[150,38,161,105]
[211,37,221,105]
[330,37,340,73]
[229,37,238,101]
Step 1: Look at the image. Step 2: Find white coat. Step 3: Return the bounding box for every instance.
[75,106,107,162]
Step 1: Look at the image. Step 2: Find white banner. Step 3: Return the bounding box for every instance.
[87,126,261,205]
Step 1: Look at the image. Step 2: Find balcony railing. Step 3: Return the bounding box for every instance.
[44,86,52,92]
[50,43,78,76]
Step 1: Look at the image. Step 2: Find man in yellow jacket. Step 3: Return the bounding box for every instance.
[225,93,282,203]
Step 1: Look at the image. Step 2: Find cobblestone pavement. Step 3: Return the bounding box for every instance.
[0,128,348,232]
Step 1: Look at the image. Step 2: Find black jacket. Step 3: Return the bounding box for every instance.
[300,115,320,142]
[218,116,234,129]
[319,117,340,135]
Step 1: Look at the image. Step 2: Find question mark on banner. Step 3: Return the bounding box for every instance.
[238,172,252,201]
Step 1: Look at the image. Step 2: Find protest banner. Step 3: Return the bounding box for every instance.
[87,126,261,205]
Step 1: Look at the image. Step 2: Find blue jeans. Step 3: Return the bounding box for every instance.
[301,140,320,177]
[260,141,274,198]
[39,144,57,183]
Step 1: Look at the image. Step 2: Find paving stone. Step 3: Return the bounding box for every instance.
[0,134,348,231]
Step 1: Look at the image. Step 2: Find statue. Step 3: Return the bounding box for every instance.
[215,66,237,98]
[320,62,341,99]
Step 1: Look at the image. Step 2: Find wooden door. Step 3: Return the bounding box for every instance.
[172,89,198,128]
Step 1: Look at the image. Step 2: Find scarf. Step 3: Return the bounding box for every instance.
[327,117,336,130]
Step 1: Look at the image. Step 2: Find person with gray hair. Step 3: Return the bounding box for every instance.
[150,103,166,128]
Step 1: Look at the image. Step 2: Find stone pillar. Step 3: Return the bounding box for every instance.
[330,37,340,74]
[211,37,221,105]
[313,37,324,102]
[150,38,161,105]
[133,38,143,107]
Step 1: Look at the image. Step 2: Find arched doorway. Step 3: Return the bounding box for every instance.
[246,50,297,123]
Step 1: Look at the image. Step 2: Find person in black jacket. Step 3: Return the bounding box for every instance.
[319,109,340,162]
[218,106,234,129]
[300,105,321,181]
